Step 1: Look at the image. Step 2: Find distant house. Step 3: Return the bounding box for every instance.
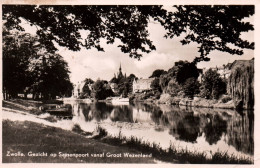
[132,78,154,93]
[198,64,232,82]
[211,65,231,79]
[72,81,92,98]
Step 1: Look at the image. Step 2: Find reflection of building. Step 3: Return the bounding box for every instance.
[132,78,154,93]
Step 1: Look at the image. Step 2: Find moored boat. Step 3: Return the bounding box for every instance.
[111,97,129,105]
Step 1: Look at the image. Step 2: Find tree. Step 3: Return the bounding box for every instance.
[110,77,118,84]
[158,60,201,96]
[3,5,254,62]
[151,78,162,92]
[84,78,94,84]
[91,80,113,100]
[182,77,200,98]
[3,27,73,100]
[168,60,200,85]
[200,69,227,99]
[125,74,138,94]
[162,5,254,62]
[3,29,39,99]
[149,69,167,78]
[28,52,73,99]
[3,5,165,59]
[80,78,94,98]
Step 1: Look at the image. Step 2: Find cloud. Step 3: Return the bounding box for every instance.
[134,52,178,70]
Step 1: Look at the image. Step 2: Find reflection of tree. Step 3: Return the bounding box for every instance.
[79,103,114,122]
[204,114,227,145]
[80,104,92,121]
[110,106,133,122]
[226,112,254,155]
[176,115,200,143]
[150,110,164,125]
[137,103,171,127]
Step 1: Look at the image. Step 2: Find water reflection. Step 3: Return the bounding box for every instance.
[64,102,254,157]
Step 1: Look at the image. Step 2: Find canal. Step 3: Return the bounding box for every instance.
[56,102,253,159]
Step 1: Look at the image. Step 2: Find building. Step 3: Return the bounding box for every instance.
[109,63,127,94]
[72,81,93,98]
[211,65,231,79]
[198,64,232,82]
[132,78,154,93]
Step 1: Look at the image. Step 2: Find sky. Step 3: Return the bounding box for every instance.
[20,6,254,84]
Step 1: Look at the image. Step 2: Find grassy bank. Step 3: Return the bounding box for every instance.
[2,120,156,163]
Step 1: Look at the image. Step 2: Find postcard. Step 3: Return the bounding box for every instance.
[1,0,259,168]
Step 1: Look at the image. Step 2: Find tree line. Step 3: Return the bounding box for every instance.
[78,60,227,101]
[150,61,227,100]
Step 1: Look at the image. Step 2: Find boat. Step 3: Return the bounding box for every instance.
[62,97,93,104]
[111,97,129,105]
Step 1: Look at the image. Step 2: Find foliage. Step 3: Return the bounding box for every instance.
[149,69,167,78]
[200,69,227,99]
[227,59,254,109]
[166,79,182,97]
[182,77,200,98]
[3,5,166,59]
[150,78,162,92]
[91,80,113,100]
[162,5,254,62]
[159,74,171,93]
[79,78,94,98]
[2,29,36,98]
[80,85,91,99]
[110,73,137,96]
[3,5,254,62]
[2,28,73,100]
[110,77,118,84]
[84,78,94,84]
[158,60,200,97]
[168,60,200,84]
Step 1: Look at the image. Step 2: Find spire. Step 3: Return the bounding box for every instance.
[118,62,123,79]
[119,62,122,72]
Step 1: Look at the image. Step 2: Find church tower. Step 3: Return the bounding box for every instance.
[117,62,124,79]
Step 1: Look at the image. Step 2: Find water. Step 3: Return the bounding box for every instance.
[59,102,253,158]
